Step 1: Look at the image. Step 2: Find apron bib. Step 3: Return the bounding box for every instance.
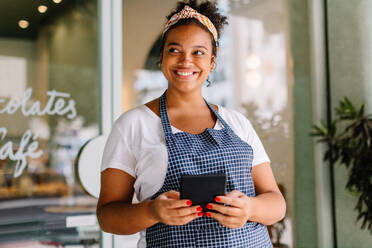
[146,91,272,247]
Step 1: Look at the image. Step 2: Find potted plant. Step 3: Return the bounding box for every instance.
[311,97,372,233]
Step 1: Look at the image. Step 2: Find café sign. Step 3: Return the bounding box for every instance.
[0,88,77,177]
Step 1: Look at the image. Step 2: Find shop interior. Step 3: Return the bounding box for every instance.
[0,0,294,247]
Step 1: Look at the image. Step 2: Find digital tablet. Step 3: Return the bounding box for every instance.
[180,173,226,212]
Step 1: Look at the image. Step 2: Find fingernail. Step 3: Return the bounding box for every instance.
[205,212,211,217]
[214,197,220,202]
[198,212,203,216]
[196,206,203,211]
[186,200,192,206]
[206,204,213,209]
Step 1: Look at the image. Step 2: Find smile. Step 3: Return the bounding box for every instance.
[177,71,194,76]
[174,70,199,79]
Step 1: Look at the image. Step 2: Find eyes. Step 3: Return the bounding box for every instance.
[194,50,204,55]
[168,47,206,56]
[168,48,180,53]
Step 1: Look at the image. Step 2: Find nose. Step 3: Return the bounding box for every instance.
[179,52,192,66]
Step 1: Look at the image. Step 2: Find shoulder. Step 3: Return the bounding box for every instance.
[113,105,155,135]
[218,106,253,128]
[115,105,147,125]
[217,106,256,141]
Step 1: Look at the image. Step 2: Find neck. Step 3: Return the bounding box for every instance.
[165,87,207,111]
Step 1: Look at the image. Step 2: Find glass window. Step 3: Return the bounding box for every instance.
[0,0,100,246]
[327,1,372,247]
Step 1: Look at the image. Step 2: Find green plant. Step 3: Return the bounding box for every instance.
[311,97,372,233]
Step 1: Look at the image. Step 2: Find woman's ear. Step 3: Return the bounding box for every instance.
[210,56,216,72]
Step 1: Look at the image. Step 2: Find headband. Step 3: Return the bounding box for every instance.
[163,5,218,48]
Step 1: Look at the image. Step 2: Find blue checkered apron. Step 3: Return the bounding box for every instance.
[146,91,273,247]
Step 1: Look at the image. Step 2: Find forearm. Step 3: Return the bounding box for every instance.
[97,200,158,235]
[249,191,286,226]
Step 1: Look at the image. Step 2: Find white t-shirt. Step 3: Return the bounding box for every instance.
[101,104,270,201]
[100,104,270,247]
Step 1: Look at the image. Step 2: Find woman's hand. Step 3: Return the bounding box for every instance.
[149,190,203,226]
[205,190,254,228]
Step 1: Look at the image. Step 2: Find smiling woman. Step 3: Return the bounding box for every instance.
[97,0,286,247]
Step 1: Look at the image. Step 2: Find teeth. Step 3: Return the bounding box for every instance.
[177,71,193,76]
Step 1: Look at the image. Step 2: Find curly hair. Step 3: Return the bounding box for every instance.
[160,0,228,57]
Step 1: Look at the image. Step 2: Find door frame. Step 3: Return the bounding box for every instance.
[308,0,335,247]
[99,0,122,247]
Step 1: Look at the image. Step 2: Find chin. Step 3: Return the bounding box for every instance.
[168,83,201,93]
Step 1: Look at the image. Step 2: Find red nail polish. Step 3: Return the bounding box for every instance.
[196,206,203,211]
[186,200,192,206]
[214,197,220,202]
[206,204,213,209]
[205,212,211,217]
[198,212,203,216]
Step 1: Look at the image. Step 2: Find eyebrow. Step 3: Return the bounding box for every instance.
[166,42,208,50]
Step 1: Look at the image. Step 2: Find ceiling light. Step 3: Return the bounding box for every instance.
[38,5,48,13]
[18,20,29,29]
[246,54,261,70]
[53,0,62,3]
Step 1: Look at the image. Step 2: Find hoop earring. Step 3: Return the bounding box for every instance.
[206,76,212,87]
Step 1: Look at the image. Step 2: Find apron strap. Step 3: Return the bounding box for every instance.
[204,100,232,132]
[159,91,173,138]
[159,90,233,137]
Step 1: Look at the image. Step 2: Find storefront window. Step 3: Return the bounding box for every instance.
[0,0,100,246]
[121,0,294,247]
[327,1,372,246]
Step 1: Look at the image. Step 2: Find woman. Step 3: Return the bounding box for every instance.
[97,1,286,247]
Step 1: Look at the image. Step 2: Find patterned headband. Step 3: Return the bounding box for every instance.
[163,5,218,48]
